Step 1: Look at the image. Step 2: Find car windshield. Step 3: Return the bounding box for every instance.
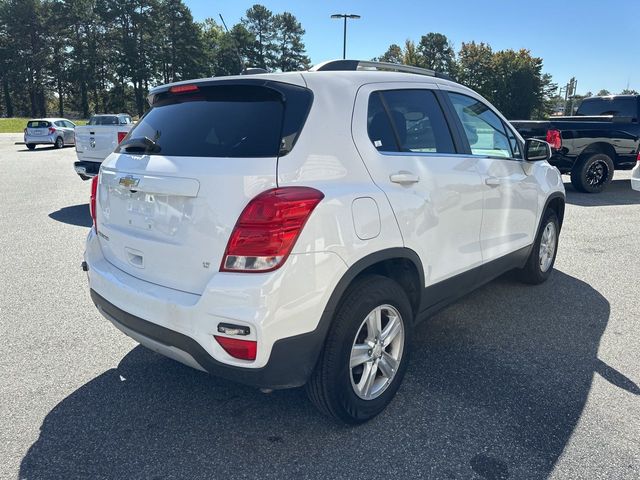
[88,116,119,125]
[27,121,51,128]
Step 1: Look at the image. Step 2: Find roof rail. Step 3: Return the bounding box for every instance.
[309,59,454,81]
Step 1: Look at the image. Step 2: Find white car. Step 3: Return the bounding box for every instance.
[84,60,565,423]
[632,152,640,191]
[24,118,76,150]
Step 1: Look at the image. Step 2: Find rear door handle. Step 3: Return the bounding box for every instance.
[390,171,420,185]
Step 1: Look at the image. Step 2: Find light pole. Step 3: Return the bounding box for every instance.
[330,14,361,59]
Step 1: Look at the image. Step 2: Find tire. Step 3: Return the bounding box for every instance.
[26,144,36,150]
[306,275,413,424]
[570,153,614,193]
[517,209,559,285]
[54,136,64,149]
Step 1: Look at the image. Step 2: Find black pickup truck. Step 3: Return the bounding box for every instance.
[511,95,640,192]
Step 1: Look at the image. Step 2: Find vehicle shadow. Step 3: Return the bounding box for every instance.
[48,204,92,228]
[16,145,74,152]
[565,179,640,206]
[19,271,617,479]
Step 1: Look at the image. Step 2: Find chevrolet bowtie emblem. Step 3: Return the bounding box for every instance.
[119,175,140,188]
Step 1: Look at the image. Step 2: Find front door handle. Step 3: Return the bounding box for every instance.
[390,171,420,185]
[485,176,502,187]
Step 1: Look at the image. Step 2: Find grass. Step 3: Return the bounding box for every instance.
[0,117,88,133]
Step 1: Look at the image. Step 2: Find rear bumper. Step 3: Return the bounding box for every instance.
[24,134,56,145]
[91,289,326,389]
[84,229,348,389]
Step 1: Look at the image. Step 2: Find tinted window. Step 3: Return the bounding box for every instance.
[117,84,311,157]
[54,121,64,127]
[576,97,638,118]
[447,92,513,158]
[27,121,50,128]
[367,90,455,153]
[89,116,119,125]
[119,116,132,125]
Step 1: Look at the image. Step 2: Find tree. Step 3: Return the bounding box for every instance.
[456,41,493,99]
[417,33,455,76]
[597,89,611,96]
[243,4,276,70]
[375,44,403,64]
[620,88,639,95]
[273,12,309,71]
[402,40,421,67]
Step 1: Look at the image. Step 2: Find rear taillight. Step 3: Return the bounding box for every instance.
[546,129,562,150]
[117,131,127,144]
[48,127,56,135]
[221,187,324,272]
[90,176,98,232]
[637,151,640,163]
[214,336,257,361]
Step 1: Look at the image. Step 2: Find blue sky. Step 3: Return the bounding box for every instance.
[185,0,639,95]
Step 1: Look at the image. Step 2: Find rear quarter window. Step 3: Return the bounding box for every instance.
[118,84,312,158]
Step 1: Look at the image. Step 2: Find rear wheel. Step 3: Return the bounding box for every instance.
[26,144,36,150]
[517,209,559,285]
[570,153,614,193]
[54,136,64,149]
[306,275,413,424]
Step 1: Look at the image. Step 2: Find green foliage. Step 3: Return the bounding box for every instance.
[0,117,87,133]
[0,1,310,117]
[377,34,558,119]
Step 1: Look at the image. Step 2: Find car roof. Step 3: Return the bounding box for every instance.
[28,118,69,122]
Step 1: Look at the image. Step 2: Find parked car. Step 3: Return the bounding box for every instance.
[511,95,640,193]
[74,114,134,180]
[24,118,76,150]
[83,60,565,423]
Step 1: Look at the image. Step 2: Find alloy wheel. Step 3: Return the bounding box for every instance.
[539,221,557,272]
[349,304,405,400]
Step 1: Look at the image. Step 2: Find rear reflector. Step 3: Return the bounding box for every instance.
[169,84,199,94]
[221,187,324,273]
[117,131,127,144]
[546,129,562,150]
[90,176,98,232]
[214,335,257,360]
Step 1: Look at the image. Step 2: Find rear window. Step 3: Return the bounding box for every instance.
[88,116,119,125]
[117,84,312,157]
[27,121,50,128]
[577,97,638,118]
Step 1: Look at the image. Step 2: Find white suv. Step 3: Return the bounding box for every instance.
[84,60,565,423]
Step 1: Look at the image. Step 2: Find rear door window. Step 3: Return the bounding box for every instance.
[118,84,311,158]
[367,89,455,154]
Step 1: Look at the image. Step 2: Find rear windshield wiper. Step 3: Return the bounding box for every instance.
[120,136,161,154]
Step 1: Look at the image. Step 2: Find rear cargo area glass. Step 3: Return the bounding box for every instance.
[117,85,292,157]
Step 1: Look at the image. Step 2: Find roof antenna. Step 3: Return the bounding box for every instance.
[219,13,245,74]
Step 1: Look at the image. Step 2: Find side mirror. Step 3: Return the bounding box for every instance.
[524,138,551,162]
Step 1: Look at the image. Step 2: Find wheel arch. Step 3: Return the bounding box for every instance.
[541,192,566,231]
[577,142,616,163]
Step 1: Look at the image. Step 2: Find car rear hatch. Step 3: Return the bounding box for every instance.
[96,78,312,294]
[26,120,51,136]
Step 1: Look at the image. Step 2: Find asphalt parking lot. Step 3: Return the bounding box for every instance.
[1,132,638,480]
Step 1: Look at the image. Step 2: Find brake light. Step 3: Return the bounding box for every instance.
[214,336,257,361]
[637,151,640,163]
[117,131,127,144]
[90,176,98,232]
[169,84,199,94]
[221,187,324,272]
[48,127,56,135]
[546,129,562,150]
